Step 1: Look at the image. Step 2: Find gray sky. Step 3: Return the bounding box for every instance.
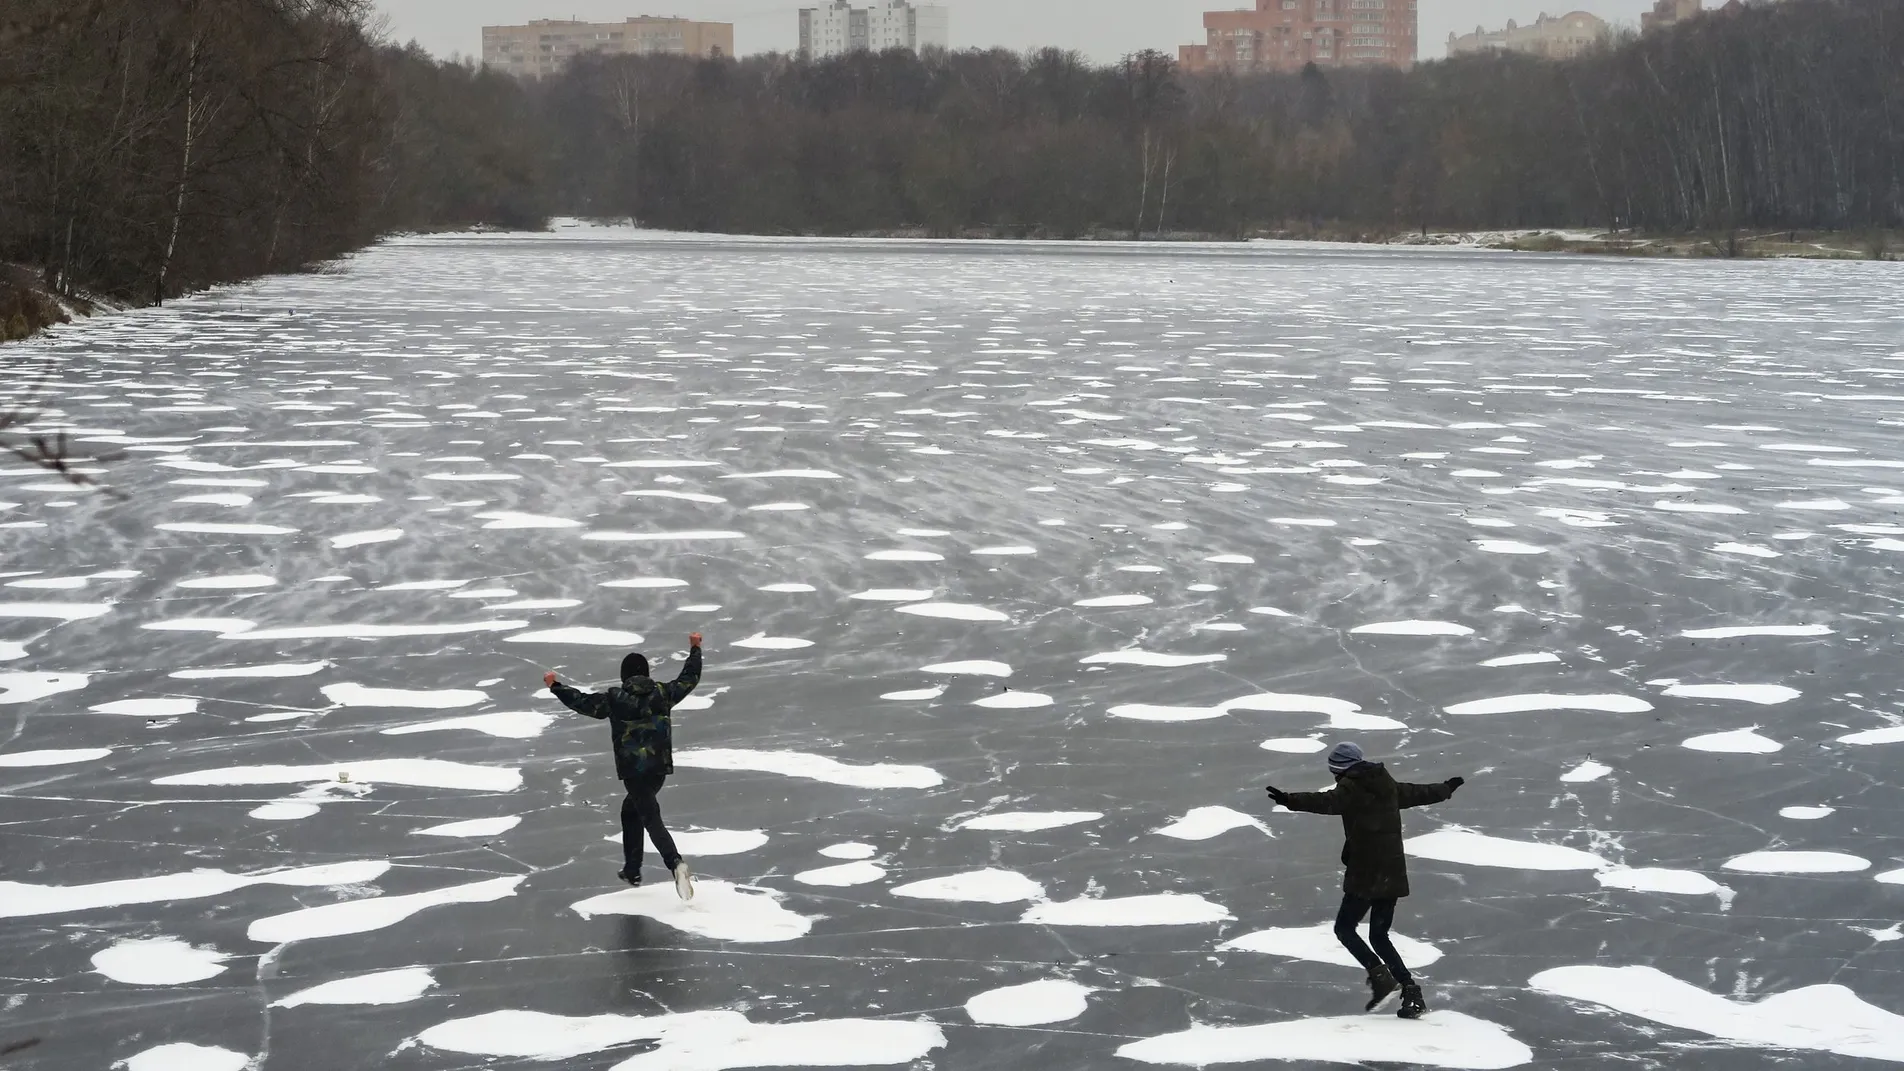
[371,0,1645,64]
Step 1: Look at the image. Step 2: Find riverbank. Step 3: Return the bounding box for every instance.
[0,264,117,343]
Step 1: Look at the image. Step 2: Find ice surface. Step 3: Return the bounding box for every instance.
[1119,1011,1533,1068]
[894,601,1009,622]
[1531,965,1904,1062]
[13,231,1904,1071]
[321,683,485,708]
[964,978,1092,1025]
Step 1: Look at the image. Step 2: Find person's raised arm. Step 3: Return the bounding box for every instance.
[661,633,702,705]
[1398,776,1463,809]
[1268,784,1344,815]
[544,671,609,719]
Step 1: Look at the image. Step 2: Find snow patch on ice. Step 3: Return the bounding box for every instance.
[1220,923,1443,968]
[1663,683,1800,705]
[1722,851,1868,874]
[0,860,390,919]
[1155,806,1269,841]
[892,868,1045,904]
[249,875,524,943]
[156,759,520,792]
[1406,828,1603,871]
[965,979,1092,1026]
[1118,1011,1531,1068]
[1444,693,1653,716]
[413,816,521,838]
[1530,964,1904,1063]
[505,627,645,646]
[92,936,228,985]
[675,748,942,788]
[417,1008,945,1066]
[272,966,436,1007]
[322,683,485,709]
[1021,892,1232,927]
[571,879,813,942]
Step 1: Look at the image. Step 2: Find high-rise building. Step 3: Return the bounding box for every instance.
[1178,0,1416,75]
[1447,10,1609,60]
[798,0,949,59]
[481,17,734,80]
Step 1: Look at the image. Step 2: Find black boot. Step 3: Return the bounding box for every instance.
[616,867,641,887]
[1364,966,1399,1011]
[1397,983,1426,1019]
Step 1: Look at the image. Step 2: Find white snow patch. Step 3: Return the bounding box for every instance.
[0,746,112,767]
[92,936,228,985]
[0,671,90,704]
[414,816,521,838]
[1663,683,1800,705]
[1406,829,1603,871]
[973,690,1053,709]
[505,627,645,646]
[965,979,1093,1026]
[0,602,112,622]
[117,1043,251,1071]
[571,879,813,942]
[172,662,328,679]
[1560,760,1611,783]
[322,683,485,709]
[1680,624,1834,639]
[91,697,197,717]
[730,634,814,650]
[1481,653,1561,668]
[1530,964,1904,1063]
[0,860,389,919]
[1260,737,1327,754]
[600,577,689,590]
[416,1008,945,1067]
[1595,868,1729,897]
[852,588,934,601]
[1081,650,1225,668]
[155,759,520,792]
[384,712,553,739]
[1780,805,1835,820]
[819,842,879,860]
[892,868,1045,904]
[795,861,887,886]
[176,574,277,590]
[675,748,942,789]
[1444,693,1653,716]
[1722,851,1869,874]
[922,660,1011,677]
[1074,594,1154,608]
[1117,1011,1530,1069]
[1219,923,1443,968]
[1351,620,1474,637]
[1838,725,1904,746]
[329,528,403,548]
[249,875,524,943]
[880,686,944,701]
[895,602,1010,622]
[1472,539,1547,554]
[1155,806,1269,841]
[1683,728,1782,754]
[1021,892,1232,927]
[272,967,436,1008]
[960,811,1101,832]
[865,549,944,562]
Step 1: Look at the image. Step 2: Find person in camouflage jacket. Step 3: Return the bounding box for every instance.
[545,633,703,898]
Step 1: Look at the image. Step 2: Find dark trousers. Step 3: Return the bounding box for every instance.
[621,772,681,875]
[1334,894,1412,985]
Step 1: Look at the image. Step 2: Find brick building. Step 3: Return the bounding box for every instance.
[481,17,734,80]
[1179,0,1417,74]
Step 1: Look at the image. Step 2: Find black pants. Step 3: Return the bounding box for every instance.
[1334,894,1412,985]
[621,772,681,875]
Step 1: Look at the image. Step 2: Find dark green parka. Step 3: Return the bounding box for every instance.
[1279,761,1454,899]
[550,647,701,778]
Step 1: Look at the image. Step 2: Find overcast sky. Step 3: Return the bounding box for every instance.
[371,0,1646,64]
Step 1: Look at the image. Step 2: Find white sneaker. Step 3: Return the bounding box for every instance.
[673,861,695,902]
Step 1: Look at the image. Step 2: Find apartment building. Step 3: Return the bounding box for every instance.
[1179,0,1417,75]
[1446,10,1609,60]
[799,0,949,59]
[481,17,734,80]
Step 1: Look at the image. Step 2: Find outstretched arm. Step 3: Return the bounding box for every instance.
[1398,777,1463,809]
[1269,785,1344,815]
[544,672,609,720]
[660,634,702,705]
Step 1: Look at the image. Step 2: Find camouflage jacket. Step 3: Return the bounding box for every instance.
[550,648,701,778]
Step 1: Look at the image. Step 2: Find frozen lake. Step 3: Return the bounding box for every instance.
[4,229,1903,1070]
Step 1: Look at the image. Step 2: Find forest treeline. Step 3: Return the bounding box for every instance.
[2,0,1899,317]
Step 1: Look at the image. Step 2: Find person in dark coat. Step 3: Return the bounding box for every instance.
[1265,741,1465,1019]
[543,632,703,900]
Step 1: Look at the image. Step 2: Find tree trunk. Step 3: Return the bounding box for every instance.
[156,34,200,305]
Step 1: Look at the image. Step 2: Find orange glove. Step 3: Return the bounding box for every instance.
[542,671,557,688]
